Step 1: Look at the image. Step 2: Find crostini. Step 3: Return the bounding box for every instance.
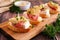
[38,4,50,18]
[23,8,43,25]
[47,1,59,14]
[40,8,50,18]
[8,16,31,33]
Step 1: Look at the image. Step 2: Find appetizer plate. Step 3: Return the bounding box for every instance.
[0,0,15,7]
[0,14,58,40]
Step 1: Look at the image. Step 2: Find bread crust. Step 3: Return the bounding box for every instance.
[7,22,30,33]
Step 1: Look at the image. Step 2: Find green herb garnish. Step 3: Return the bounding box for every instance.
[53,14,60,33]
[42,24,56,38]
[9,4,23,13]
[31,25,35,28]
[42,14,60,39]
[16,17,18,20]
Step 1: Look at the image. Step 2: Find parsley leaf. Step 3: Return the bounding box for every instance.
[9,4,23,13]
[42,14,60,39]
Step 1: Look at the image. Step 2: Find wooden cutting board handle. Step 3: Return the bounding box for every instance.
[0,21,9,28]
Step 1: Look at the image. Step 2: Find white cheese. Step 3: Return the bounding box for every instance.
[9,18,17,23]
[37,17,42,22]
[45,9,50,17]
[17,13,20,21]
[24,20,31,29]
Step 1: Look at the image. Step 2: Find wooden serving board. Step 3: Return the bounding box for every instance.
[0,14,58,40]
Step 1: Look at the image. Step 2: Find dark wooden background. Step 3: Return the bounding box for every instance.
[0,0,60,40]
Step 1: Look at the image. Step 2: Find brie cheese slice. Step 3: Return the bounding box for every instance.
[37,17,42,22]
[24,20,31,29]
[45,9,50,17]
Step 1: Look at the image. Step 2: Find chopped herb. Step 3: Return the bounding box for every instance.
[28,11,31,14]
[43,24,56,38]
[31,25,35,28]
[16,17,18,20]
[20,16,23,19]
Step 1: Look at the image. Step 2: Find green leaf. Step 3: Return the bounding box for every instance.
[55,26,60,32]
[43,25,56,38]
[54,14,60,32]
[9,4,23,13]
[42,14,60,38]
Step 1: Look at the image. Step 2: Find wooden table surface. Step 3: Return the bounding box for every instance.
[0,0,60,40]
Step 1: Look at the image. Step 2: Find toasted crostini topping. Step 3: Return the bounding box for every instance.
[39,4,45,9]
[27,13,38,21]
[9,16,31,29]
[20,16,27,22]
[27,8,36,15]
[14,21,24,28]
[48,1,59,10]
[37,17,43,22]
[9,18,18,24]
[27,7,40,15]
[40,8,50,18]
[24,20,31,29]
[45,9,50,17]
